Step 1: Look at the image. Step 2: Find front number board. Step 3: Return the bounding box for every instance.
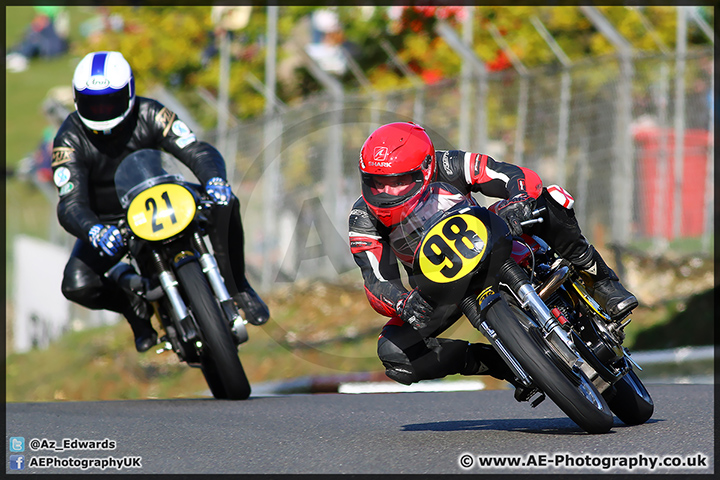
[418,214,488,284]
[127,183,197,241]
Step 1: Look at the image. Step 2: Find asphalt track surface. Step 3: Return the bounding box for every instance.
[5,384,714,475]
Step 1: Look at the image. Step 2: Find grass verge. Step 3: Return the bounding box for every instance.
[6,282,713,403]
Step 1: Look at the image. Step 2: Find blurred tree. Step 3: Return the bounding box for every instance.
[72,6,713,125]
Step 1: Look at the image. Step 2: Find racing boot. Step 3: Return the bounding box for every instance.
[128,316,158,353]
[570,245,638,321]
[110,263,158,352]
[124,286,157,353]
[233,282,270,326]
[464,343,539,402]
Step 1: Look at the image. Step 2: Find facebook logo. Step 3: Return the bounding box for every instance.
[9,437,25,452]
[9,455,25,470]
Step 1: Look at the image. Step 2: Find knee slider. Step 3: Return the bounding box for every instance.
[385,368,417,386]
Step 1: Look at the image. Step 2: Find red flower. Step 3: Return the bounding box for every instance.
[487,50,511,72]
[420,68,443,84]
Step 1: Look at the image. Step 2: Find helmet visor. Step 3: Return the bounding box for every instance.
[75,84,131,122]
[361,170,425,210]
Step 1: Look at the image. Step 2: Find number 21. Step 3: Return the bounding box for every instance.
[145,191,178,232]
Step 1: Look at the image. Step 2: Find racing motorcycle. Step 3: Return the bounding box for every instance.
[108,149,251,400]
[400,182,653,434]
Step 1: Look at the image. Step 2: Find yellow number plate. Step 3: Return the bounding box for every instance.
[127,184,196,241]
[418,214,488,284]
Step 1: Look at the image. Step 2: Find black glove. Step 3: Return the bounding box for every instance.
[396,289,433,330]
[495,193,536,236]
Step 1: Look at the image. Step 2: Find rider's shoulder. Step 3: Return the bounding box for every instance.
[137,97,183,138]
[53,113,84,148]
[435,150,466,183]
[136,96,167,118]
[349,196,371,220]
[349,197,378,231]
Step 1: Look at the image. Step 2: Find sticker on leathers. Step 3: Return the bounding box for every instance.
[51,147,75,167]
[53,166,71,187]
[59,182,75,196]
[172,120,196,148]
[157,107,176,136]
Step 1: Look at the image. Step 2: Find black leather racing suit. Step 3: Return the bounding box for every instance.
[348,149,589,385]
[52,97,249,321]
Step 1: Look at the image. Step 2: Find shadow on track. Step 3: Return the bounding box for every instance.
[402,417,663,435]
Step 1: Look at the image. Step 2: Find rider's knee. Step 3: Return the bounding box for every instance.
[377,335,418,385]
[61,275,92,304]
[61,262,103,305]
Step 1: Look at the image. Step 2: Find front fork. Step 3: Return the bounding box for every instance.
[190,231,248,344]
[150,232,249,349]
[460,295,534,389]
[150,250,198,344]
[500,259,585,369]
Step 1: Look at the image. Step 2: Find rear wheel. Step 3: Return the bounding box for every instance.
[604,368,654,425]
[486,296,614,434]
[176,260,251,400]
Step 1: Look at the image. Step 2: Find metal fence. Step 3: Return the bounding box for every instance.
[211,48,714,291]
[8,45,714,354]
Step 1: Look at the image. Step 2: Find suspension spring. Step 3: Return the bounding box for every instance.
[150,250,169,273]
[191,231,209,255]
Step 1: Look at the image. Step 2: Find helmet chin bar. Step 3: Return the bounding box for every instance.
[363,184,426,228]
[78,99,134,136]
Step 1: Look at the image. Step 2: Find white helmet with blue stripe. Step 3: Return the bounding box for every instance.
[72,51,135,134]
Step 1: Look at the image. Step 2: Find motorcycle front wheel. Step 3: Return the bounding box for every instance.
[486,294,614,434]
[604,367,654,425]
[176,260,251,400]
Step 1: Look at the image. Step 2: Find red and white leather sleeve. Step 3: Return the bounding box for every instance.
[463,152,543,199]
[349,202,406,317]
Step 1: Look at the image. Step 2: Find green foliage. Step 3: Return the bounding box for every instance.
[631,287,715,350]
[77,7,211,96]
[66,5,713,123]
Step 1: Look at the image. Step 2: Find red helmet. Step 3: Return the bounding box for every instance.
[359,122,436,227]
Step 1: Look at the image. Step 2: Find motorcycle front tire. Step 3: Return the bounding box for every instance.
[486,294,614,434]
[604,368,654,425]
[176,259,251,400]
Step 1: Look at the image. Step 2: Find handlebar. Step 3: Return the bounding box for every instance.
[198,198,216,209]
[520,207,547,227]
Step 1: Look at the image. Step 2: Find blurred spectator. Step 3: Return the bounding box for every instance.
[79,6,125,45]
[6,7,69,73]
[16,87,73,200]
[16,127,56,200]
[201,29,220,67]
[212,6,252,31]
[687,57,713,130]
[305,9,349,75]
[202,7,253,67]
